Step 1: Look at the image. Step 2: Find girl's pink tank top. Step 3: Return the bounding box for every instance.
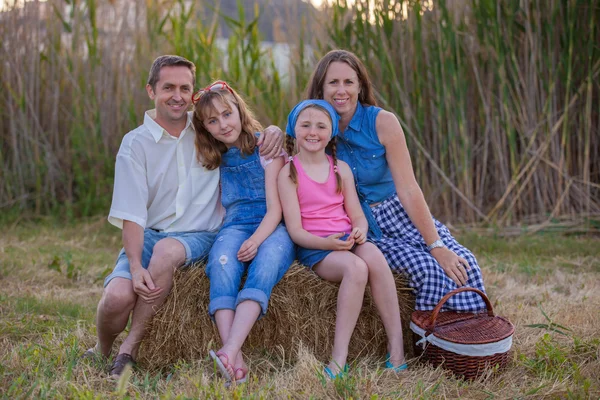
[293,155,352,237]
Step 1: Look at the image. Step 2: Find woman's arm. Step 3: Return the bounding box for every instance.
[257,126,284,159]
[237,156,286,262]
[376,110,470,285]
[338,161,368,244]
[277,164,354,251]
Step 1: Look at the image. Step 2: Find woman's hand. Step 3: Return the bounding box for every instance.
[257,125,284,159]
[351,227,367,245]
[430,247,471,286]
[238,238,259,262]
[324,233,355,251]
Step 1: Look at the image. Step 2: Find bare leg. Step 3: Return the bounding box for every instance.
[215,309,235,345]
[215,300,261,376]
[95,278,136,357]
[117,238,185,360]
[354,243,405,366]
[313,251,369,374]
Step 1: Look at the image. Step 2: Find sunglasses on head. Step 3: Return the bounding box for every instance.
[192,81,234,104]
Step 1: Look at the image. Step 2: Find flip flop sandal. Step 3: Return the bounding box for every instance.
[109,353,136,379]
[209,350,233,382]
[225,367,248,387]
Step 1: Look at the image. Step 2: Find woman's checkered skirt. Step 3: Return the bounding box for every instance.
[371,194,487,312]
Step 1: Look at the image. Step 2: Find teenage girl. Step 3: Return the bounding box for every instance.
[277,99,407,378]
[192,81,294,386]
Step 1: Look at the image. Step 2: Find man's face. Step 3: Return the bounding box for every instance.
[146,66,194,127]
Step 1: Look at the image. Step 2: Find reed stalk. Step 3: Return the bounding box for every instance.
[0,0,598,226]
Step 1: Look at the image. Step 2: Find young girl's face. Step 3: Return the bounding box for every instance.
[202,97,243,148]
[294,107,333,154]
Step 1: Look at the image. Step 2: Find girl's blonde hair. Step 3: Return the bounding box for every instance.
[192,83,263,170]
[285,104,343,193]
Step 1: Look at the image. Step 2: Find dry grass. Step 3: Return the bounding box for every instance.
[1,220,599,398]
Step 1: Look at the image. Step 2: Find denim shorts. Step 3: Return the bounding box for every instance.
[297,233,353,268]
[104,229,217,287]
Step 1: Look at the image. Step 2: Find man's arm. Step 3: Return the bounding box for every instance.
[123,220,163,303]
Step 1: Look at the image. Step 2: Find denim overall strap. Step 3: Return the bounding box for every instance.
[220,146,266,228]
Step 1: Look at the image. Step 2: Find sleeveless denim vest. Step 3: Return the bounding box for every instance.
[335,102,397,239]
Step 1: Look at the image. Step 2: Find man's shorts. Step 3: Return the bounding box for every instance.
[103,229,217,287]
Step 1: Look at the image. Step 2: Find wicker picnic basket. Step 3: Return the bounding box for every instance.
[410,287,514,380]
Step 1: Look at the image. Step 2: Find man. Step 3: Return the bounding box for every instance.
[84,55,283,379]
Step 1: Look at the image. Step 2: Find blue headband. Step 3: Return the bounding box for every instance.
[285,99,340,139]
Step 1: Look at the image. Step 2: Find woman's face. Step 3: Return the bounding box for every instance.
[322,61,360,120]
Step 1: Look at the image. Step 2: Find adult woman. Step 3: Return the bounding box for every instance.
[305,49,486,311]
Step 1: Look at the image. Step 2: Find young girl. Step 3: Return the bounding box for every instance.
[277,100,407,378]
[192,81,295,386]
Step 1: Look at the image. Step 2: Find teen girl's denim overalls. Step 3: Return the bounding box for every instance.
[206,146,295,318]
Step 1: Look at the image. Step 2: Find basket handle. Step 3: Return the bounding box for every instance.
[428,287,494,330]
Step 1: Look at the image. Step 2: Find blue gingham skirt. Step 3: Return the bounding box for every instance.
[371,194,487,312]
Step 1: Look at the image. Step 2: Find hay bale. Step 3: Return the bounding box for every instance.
[141,262,415,369]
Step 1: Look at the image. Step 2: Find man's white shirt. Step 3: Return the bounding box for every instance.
[108,110,223,232]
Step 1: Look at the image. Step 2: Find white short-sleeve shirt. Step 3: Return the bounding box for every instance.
[108,110,223,232]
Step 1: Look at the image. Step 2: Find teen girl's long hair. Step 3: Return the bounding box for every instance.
[192,84,263,170]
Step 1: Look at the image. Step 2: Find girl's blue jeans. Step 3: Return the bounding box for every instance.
[206,223,295,319]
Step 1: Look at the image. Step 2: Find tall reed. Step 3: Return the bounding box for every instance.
[318,0,600,225]
[0,0,598,226]
[0,0,293,219]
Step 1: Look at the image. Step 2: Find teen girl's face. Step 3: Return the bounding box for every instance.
[294,107,333,154]
[322,61,360,121]
[202,97,243,148]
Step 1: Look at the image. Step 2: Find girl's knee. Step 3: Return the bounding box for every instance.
[346,258,369,286]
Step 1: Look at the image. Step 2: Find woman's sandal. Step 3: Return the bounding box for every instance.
[209,350,234,381]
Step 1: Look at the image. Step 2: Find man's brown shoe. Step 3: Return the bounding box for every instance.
[109,353,136,379]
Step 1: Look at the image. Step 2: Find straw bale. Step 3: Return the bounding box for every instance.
[140,262,415,369]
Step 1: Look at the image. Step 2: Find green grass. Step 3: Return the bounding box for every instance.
[462,233,600,276]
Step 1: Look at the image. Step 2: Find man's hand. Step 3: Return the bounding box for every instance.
[324,233,355,251]
[257,125,284,159]
[238,238,259,262]
[430,247,471,286]
[351,227,367,245]
[131,267,163,303]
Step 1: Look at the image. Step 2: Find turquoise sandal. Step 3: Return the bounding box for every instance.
[385,353,408,372]
[324,364,349,379]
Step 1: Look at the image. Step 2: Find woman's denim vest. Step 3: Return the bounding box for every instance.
[336,102,396,239]
[220,146,266,229]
